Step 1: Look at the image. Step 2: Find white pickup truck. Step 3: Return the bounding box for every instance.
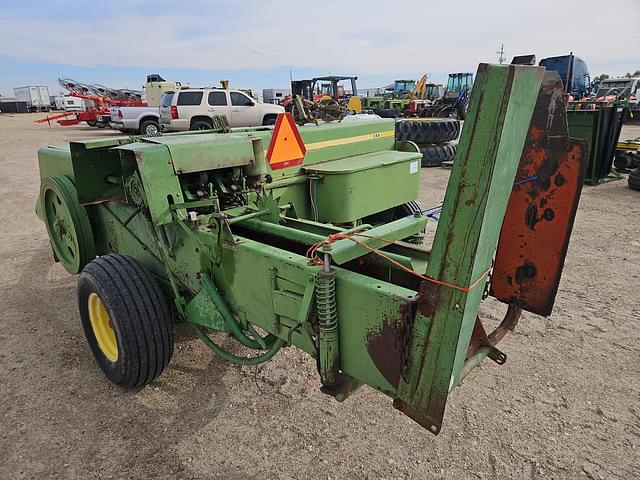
[159,88,284,131]
[110,106,161,135]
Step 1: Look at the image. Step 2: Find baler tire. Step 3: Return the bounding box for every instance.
[394,200,422,217]
[629,168,640,191]
[40,176,95,275]
[77,254,174,388]
[420,144,457,167]
[396,118,460,144]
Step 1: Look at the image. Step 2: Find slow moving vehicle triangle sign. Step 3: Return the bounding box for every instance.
[266,113,307,170]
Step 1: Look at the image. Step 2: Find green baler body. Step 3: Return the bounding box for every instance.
[36,64,555,434]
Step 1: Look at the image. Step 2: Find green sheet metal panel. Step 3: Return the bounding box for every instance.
[142,133,255,174]
[37,145,73,181]
[303,150,421,223]
[114,142,184,225]
[208,235,417,393]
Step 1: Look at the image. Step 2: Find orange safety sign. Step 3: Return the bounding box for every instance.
[265,113,307,170]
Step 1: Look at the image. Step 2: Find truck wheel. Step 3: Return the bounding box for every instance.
[140,119,160,135]
[41,176,95,275]
[262,115,277,126]
[190,120,213,130]
[77,254,174,388]
[86,120,97,127]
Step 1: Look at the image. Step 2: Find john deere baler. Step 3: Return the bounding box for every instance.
[35,64,588,434]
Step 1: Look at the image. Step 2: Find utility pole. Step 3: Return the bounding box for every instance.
[496,44,506,64]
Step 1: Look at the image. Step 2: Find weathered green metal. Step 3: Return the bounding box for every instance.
[325,215,427,265]
[394,63,545,433]
[35,63,581,435]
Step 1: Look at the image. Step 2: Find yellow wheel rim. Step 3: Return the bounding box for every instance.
[88,292,118,362]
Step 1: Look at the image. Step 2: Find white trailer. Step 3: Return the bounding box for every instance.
[262,88,290,105]
[13,86,51,112]
[53,95,85,112]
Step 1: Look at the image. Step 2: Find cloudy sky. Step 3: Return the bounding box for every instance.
[0,0,638,96]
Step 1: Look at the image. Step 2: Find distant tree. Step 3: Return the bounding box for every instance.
[596,73,610,81]
[624,70,640,78]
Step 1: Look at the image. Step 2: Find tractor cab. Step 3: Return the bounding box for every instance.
[445,73,474,99]
[425,83,444,101]
[291,75,362,113]
[393,79,417,95]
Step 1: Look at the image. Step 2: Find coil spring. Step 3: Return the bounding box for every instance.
[316,271,337,331]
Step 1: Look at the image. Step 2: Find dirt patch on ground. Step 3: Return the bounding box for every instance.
[1,114,639,479]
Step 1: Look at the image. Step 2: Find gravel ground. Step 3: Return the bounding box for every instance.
[1,113,639,479]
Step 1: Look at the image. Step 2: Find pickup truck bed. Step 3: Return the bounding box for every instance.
[110,106,160,134]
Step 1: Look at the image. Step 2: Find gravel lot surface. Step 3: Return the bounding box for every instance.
[1,114,639,479]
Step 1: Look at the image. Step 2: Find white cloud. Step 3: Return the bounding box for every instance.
[0,0,638,77]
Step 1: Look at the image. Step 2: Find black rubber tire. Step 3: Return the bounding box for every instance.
[441,160,454,169]
[613,152,628,172]
[86,120,97,127]
[262,115,277,126]
[139,119,160,135]
[453,100,469,120]
[395,118,460,144]
[77,254,174,388]
[377,108,399,118]
[190,120,213,130]
[629,168,640,191]
[394,200,422,217]
[420,144,457,167]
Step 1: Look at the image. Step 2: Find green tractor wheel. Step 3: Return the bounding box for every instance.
[41,176,95,274]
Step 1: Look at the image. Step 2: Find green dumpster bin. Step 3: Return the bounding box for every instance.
[567,101,626,185]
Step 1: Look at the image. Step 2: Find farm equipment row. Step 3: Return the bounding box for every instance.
[283,72,474,123]
[35,78,146,128]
